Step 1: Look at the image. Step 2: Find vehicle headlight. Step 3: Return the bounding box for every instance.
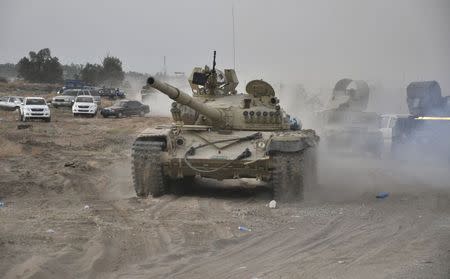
[257,141,266,149]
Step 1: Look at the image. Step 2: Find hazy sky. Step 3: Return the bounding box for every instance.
[1,0,449,92]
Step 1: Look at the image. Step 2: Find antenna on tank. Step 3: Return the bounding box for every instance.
[212,50,216,73]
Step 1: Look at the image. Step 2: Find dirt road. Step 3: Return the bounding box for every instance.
[0,106,449,279]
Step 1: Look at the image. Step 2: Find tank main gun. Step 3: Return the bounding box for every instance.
[147,76,222,122]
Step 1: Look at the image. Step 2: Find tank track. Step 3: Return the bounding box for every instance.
[271,148,317,202]
[131,140,168,197]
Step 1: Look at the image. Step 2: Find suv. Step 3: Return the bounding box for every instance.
[20,97,51,122]
[0,96,23,111]
[52,89,101,107]
[101,100,149,118]
[72,96,98,117]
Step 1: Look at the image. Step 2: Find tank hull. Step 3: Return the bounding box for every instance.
[136,125,317,180]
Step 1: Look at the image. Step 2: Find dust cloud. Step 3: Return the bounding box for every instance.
[273,77,450,203]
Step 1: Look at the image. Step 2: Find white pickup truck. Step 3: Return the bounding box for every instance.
[0,96,23,111]
[72,96,98,117]
[20,97,51,122]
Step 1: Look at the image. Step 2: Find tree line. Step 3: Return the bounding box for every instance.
[4,48,125,86]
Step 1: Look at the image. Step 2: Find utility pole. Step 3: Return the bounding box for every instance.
[163,56,167,76]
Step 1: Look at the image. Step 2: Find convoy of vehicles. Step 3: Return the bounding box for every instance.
[4,68,448,198]
[72,96,98,117]
[19,97,51,122]
[0,96,23,111]
[101,100,149,118]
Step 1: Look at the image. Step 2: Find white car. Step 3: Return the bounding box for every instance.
[72,96,98,117]
[0,96,23,111]
[20,97,51,122]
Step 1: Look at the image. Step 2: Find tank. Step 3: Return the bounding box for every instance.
[391,81,450,162]
[131,52,319,201]
[316,78,383,157]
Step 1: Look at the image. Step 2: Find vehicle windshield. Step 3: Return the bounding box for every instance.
[63,90,78,97]
[26,99,46,105]
[76,97,93,103]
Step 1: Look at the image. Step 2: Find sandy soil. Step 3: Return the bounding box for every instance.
[0,95,449,279]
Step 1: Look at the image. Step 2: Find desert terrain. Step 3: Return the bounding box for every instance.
[0,88,449,279]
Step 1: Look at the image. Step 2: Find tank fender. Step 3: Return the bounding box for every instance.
[268,133,318,153]
[136,128,171,148]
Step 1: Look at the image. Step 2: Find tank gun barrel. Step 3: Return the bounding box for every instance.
[147,77,222,121]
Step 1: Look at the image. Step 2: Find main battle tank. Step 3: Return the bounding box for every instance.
[316,78,383,157]
[132,52,319,201]
[391,81,450,162]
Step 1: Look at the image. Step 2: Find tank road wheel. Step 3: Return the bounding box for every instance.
[271,148,317,202]
[132,140,169,197]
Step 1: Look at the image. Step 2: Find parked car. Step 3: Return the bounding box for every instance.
[72,96,98,117]
[52,89,101,107]
[101,100,149,118]
[20,97,51,122]
[0,96,23,111]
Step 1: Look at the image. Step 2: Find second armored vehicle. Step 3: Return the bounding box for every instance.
[391,81,450,162]
[316,78,383,157]
[131,52,319,201]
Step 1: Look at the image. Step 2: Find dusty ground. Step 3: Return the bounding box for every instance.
[0,91,449,278]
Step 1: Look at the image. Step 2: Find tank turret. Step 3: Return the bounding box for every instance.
[146,52,294,130]
[406,81,447,116]
[328,78,369,111]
